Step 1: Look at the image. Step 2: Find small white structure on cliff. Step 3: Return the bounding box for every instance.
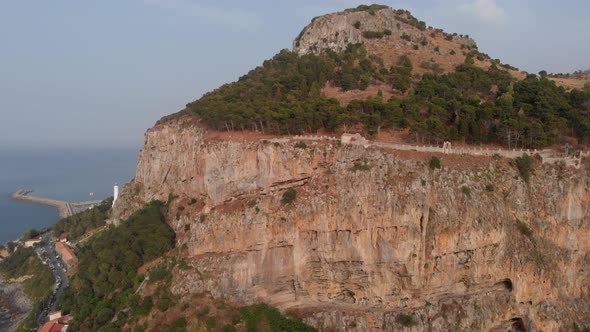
[112,183,119,207]
[341,133,369,147]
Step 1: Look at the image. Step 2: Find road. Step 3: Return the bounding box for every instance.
[34,232,69,327]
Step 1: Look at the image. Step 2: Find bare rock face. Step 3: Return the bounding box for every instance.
[293,7,476,56]
[115,117,590,331]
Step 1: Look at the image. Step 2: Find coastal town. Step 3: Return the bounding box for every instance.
[0,189,107,332]
[0,228,77,331]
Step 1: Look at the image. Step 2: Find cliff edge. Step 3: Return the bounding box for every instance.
[113,116,590,331]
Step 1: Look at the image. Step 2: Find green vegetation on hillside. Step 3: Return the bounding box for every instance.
[58,201,175,331]
[344,4,389,13]
[180,40,590,148]
[0,247,54,332]
[240,304,317,332]
[53,197,112,241]
[362,30,386,39]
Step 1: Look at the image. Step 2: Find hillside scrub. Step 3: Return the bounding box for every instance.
[282,189,298,204]
[181,39,590,148]
[58,200,175,331]
[514,154,534,182]
[53,197,112,241]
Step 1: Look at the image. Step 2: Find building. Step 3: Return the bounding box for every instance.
[58,234,68,243]
[55,242,78,271]
[24,237,42,248]
[39,313,70,332]
[48,310,63,321]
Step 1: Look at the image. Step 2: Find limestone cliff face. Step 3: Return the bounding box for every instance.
[115,117,590,331]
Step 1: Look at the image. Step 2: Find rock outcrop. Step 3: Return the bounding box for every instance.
[293,7,477,60]
[115,116,590,331]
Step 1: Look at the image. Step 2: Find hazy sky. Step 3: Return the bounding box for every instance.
[0,0,588,148]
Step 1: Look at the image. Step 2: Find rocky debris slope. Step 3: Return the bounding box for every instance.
[115,117,590,331]
[0,277,32,332]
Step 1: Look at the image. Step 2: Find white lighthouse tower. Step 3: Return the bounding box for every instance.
[113,183,119,207]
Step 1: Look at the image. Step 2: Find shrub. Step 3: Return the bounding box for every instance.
[461,186,471,196]
[188,198,197,205]
[198,306,210,317]
[485,184,494,192]
[363,31,385,39]
[401,33,411,41]
[294,141,307,149]
[170,318,188,332]
[445,34,453,41]
[157,292,173,312]
[434,46,440,52]
[206,317,217,329]
[395,313,415,327]
[282,189,297,204]
[421,38,428,46]
[516,220,533,239]
[240,303,316,332]
[384,29,392,36]
[514,154,534,182]
[450,50,456,55]
[413,45,419,50]
[199,214,206,222]
[429,156,441,170]
[221,325,237,332]
[167,192,177,205]
[148,265,172,284]
[247,200,257,208]
[184,224,190,232]
[353,21,361,29]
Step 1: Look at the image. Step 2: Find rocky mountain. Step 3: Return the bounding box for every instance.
[294,5,522,81]
[111,115,590,331]
[98,4,590,332]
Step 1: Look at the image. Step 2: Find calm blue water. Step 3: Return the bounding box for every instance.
[0,147,139,245]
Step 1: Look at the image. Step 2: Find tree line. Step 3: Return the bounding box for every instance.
[181,44,590,148]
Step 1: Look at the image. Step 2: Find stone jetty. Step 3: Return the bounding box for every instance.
[11,190,103,218]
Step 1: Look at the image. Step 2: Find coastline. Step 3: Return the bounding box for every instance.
[10,190,102,219]
[0,276,32,332]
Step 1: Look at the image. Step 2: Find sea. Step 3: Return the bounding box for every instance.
[0,147,139,330]
[0,147,139,245]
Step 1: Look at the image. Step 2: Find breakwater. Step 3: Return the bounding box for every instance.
[10,190,102,219]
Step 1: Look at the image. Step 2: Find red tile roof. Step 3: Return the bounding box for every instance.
[55,242,76,263]
[38,320,66,332]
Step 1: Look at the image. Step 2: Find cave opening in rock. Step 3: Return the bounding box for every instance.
[510,317,526,331]
[500,278,513,292]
